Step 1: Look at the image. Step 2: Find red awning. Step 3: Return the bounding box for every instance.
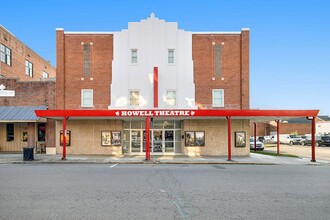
[35,109,319,122]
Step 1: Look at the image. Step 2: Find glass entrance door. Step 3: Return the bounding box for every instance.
[152,130,163,153]
[124,120,182,154]
[164,130,174,152]
[131,130,141,153]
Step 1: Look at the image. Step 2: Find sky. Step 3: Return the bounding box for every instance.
[1,0,329,115]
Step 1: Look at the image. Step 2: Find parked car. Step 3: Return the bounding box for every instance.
[279,134,303,145]
[250,138,264,151]
[263,135,276,144]
[319,136,330,147]
[300,136,319,146]
[257,136,265,143]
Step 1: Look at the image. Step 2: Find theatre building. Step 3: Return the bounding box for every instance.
[36,14,318,157]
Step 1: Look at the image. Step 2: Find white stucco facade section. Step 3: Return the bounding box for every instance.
[109,14,197,109]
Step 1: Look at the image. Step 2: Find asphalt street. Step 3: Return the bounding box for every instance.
[0,164,330,220]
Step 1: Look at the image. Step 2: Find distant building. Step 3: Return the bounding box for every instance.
[251,116,330,137]
[0,25,56,153]
[316,116,330,135]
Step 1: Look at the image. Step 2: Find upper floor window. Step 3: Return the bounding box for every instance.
[25,60,33,77]
[168,49,174,64]
[130,90,139,106]
[81,89,93,107]
[212,89,224,107]
[131,49,138,64]
[166,90,176,106]
[0,44,11,66]
[42,71,49,79]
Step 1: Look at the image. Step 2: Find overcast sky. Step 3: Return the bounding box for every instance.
[1,0,329,115]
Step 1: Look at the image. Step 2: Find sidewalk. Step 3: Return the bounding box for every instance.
[1,152,329,165]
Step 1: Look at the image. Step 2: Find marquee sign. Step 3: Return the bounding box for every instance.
[34,109,319,119]
[0,84,15,97]
[116,110,195,117]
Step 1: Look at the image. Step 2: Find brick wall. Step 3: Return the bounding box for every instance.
[251,122,312,136]
[0,78,55,108]
[193,31,249,109]
[0,78,56,148]
[56,30,113,109]
[192,30,250,109]
[249,122,270,136]
[270,123,311,136]
[183,119,250,156]
[0,25,56,81]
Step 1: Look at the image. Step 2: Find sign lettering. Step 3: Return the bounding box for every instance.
[115,110,195,117]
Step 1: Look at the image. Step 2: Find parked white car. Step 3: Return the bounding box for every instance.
[279,134,303,145]
[250,138,264,151]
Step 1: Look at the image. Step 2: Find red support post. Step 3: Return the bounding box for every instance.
[62,116,67,160]
[145,116,151,160]
[311,117,316,162]
[227,116,232,161]
[154,67,158,108]
[254,122,257,151]
[276,120,280,155]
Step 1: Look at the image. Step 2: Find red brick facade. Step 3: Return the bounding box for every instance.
[56,30,113,109]
[0,25,55,81]
[192,30,249,109]
[251,122,311,137]
[0,78,55,108]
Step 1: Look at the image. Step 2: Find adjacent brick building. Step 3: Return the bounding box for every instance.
[0,25,55,80]
[0,25,56,153]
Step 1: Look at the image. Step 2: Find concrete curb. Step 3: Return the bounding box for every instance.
[10,160,276,165]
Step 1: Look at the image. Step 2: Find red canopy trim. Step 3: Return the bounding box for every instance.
[35,109,319,118]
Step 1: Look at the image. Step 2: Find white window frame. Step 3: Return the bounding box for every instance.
[168,49,175,64]
[81,89,93,108]
[212,89,224,107]
[5,47,11,65]
[131,49,138,64]
[1,44,11,66]
[42,71,49,79]
[129,90,140,106]
[25,60,33,77]
[0,45,4,63]
[166,90,176,106]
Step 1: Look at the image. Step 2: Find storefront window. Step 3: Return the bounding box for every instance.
[131,121,141,129]
[152,120,163,129]
[123,121,130,129]
[164,120,174,129]
[38,123,46,141]
[175,121,182,129]
[6,123,14,142]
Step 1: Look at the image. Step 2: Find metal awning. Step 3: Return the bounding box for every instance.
[35,108,319,162]
[34,109,319,122]
[0,106,47,122]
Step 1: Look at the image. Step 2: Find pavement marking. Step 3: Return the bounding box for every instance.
[110,163,118,168]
